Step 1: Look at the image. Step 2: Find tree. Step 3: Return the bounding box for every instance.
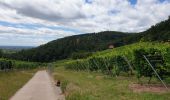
[0,49,3,58]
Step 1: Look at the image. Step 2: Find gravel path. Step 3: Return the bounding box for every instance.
[10,70,65,100]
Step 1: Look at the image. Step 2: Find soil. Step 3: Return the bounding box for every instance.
[129,83,170,93]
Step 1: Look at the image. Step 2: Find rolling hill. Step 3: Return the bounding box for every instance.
[6,16,170,62]
[142,16,170,41]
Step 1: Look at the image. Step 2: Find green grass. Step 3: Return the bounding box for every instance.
[54,66,170,100]
[0,70,36,100]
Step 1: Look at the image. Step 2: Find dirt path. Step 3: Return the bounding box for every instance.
[10,70,65,100]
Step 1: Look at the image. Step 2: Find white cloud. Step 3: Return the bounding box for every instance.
[0,0,170,46]
[0,25,76,46]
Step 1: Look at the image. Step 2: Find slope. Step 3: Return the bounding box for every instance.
[6,16,170,62]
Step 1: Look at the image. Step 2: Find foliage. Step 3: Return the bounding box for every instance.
[65,42,170,81]
[0,59,43,70]
[134,49,167,83]
[0,49,2,58]
[165,48,170,70]
[115,56,131,76]
[0,59,13,70]
[8,31,138,62]
[14,61,42,70]
[65,60,88,71]
[70,52,92,59]
[142,16,170,41]
[65,55,132,76]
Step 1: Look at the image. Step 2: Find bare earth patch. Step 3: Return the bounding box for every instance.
[129,84,170,93]
[95,75,104,80]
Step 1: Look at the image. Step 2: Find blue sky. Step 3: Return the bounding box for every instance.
[129,0,137,5]
[0,0,170,46]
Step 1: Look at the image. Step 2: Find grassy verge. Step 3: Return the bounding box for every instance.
[0,70,36,100]
[53,66,170,100]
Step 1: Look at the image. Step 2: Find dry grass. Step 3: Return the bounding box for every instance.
[129,84,170,93]
[0,70,36,100]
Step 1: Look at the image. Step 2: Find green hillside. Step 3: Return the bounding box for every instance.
[54,42,170,99]
[5,17,170,62]
[142,16,170,41]
[9,31,138,62]
[65,42,170,71]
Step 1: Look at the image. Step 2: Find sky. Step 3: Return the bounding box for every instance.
[0,0,170,46]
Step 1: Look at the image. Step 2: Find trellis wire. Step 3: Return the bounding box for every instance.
[123,55,134,74]
[143,55,168,90]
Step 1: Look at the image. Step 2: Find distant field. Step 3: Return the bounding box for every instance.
[0,46,34,50]
[0,46,35,54]
[0,70,36,100]
[54,66,170,100]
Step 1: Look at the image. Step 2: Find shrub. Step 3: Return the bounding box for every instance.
[115,56,131,76]
[134,48,167,83]
[0,59,13,70]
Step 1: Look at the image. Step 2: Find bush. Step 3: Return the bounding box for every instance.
[134,48,167,83]
[0,59,13,70]
[65,42,170,80]
[115,56,131,76]
[165,48,170,70]
[14,61,39,70]
[0,59,43,70]
[65,55,133,76]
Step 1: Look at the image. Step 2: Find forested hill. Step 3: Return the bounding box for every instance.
[9,31,138,62]
[142,16,170,41]
[7,16,170,62]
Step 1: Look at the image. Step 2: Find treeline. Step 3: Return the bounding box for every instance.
[0,49,2,58]
[142,16,170,41]
[0,60,12,71]
[0,59,44,71]
[3,16,170,62]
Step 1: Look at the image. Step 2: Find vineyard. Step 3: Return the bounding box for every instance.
[65,42,170,83]
[0,59,44,71]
